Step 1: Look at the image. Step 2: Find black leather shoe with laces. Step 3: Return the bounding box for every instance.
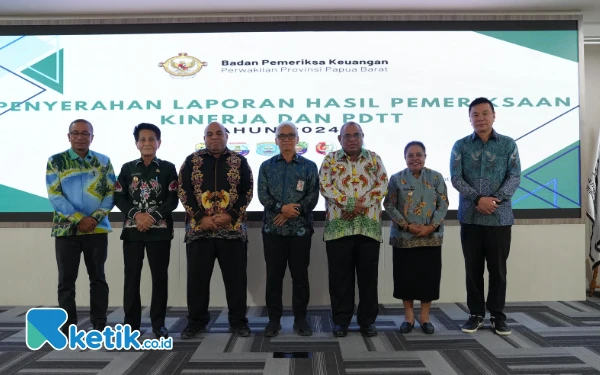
[263,321,281,337]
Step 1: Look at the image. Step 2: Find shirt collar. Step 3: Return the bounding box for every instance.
[335,148,369,161]
[68,148,93,161]
[135,157,160,166]
[276,153,299,163]
[470,129,498,142]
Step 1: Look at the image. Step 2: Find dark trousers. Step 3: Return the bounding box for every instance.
[123,240,171,331]
[186,238,248,328]
[460,224,511,321]
[55,234,109,327]
[325,235,380,327]
[263,233,311,322]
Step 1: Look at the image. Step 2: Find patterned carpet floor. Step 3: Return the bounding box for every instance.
[4,297,600,374]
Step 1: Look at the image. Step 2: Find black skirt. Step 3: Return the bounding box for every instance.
[393,246,442,301]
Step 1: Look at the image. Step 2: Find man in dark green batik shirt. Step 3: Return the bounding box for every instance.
[114,123,179,339]
[450,97,521,337]
[258,122,319,338]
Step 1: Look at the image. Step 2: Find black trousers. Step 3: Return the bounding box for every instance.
[186,238,248,328]
[55,234,109,327]
[325,235,380,327]
[123,240,171,331]
[460,224,511,320]
[263,233,312,322]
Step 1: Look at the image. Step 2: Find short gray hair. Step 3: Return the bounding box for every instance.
[276,121,297,135]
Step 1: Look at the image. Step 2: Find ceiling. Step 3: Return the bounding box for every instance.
[1,0,599,37]
[0,0,599,18]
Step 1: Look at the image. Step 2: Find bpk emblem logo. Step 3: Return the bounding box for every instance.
[159,53,207,78]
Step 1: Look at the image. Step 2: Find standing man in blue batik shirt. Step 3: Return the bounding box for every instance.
[46,119,116,335]
[257,121,319,338]
[450,97,521,336]
[114,123,179,339]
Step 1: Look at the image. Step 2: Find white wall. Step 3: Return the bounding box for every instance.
[0,223,585,308]
[583,44,600,192]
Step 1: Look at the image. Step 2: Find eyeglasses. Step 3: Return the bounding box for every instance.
[277,133,297,140]
[69,131,92,138]
[342,133,362,140]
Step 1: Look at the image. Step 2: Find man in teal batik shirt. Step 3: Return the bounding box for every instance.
[258,121,319,338]
[450,97,521,337]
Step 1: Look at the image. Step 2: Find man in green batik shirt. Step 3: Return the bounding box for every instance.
[318,121,388,338]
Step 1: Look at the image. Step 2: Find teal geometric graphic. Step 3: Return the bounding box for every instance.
[0,36,56,80]
[476,30,578,63]
[512,141,580,209]
[22,48,64,94]
[0,184,52,212]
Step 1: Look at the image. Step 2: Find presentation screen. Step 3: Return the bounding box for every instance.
[0,21,581,218]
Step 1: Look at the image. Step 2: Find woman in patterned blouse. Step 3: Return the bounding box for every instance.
[383,141,449,334]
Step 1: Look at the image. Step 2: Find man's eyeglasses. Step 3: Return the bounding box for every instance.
[342,133,362,140]
[277,133,297,141]
[69,131,92,138]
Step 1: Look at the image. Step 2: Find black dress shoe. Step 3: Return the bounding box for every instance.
[93,324,106,332]
[360,324,378,337]
[181,324,206,339]
[293,319,313,336]
[400,321,414,334]
[153,326,169,339]
[332,325,348,337]
[229,324,251,337]
[421,322,435,334]
[263,321,281,337]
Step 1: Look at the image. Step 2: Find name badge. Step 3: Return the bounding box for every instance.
[296,180,305,192]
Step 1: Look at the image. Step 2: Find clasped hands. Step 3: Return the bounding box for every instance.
[476,197,498,215]
[406,223,435,237]
[198,213,233,231]
[133,212,155,232]
[342,197,367,220]
[77,217,98,233]
[274,203,301,227]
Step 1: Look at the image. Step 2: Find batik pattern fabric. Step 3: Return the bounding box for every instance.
[383,168,449,248]
[257,153,319,237]
[318,148,388,242]
[114,158,179,241]
[178,148,253,243]
[450,130,521,226]
[46,148,115,237]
